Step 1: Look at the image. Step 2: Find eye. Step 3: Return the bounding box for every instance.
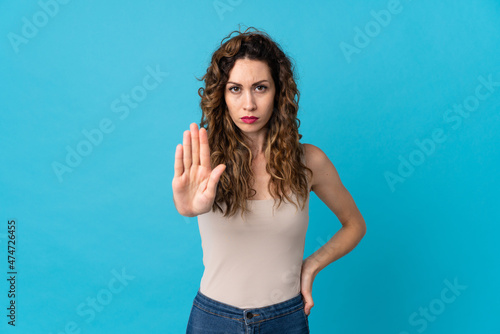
[256,85,267,92]
[229,86,240,93]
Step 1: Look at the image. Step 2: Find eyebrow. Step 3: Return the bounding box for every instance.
[226,80,270,86]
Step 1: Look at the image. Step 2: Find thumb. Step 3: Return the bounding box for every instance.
[205,164,226,196]
[302,292,314,316]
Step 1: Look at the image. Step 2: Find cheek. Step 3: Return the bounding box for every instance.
[226,98,243,118]
[225,98,238,119]
[265,90,275,107]
[224,95,232,110]
[265,97,275,111]
[225,94,236,107]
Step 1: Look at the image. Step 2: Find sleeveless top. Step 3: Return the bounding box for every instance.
[196,151,310,308]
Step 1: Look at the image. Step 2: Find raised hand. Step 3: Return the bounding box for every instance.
[172,123,226,217]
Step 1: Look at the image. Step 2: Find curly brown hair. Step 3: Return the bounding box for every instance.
[197,26,312,219]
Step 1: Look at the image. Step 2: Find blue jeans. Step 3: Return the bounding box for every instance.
[186,289,310,333]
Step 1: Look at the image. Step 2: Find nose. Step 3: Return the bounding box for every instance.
[243,91,256,111]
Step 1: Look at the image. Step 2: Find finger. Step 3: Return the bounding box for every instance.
[199,127,211,169]
[302,294,314,316]
[205,164,226,196]
[191,123,200,166]
[174,144,184,177]
[183,130,192,170]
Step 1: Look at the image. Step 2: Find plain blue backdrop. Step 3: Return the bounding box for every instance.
[1,0,499,333]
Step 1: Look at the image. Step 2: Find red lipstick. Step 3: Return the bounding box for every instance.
[242,116,259,124]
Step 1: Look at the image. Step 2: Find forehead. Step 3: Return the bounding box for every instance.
[227,58,272,83]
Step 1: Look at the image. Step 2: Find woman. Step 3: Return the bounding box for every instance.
[173,27,366,333]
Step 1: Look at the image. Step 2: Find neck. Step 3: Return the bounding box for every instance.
[243,128,267,158]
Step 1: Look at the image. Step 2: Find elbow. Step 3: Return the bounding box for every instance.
[359,218,367,238]
[357,215,367,236]
[346,215,366,238]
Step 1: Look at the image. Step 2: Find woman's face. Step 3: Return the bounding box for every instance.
[224,58,276,137]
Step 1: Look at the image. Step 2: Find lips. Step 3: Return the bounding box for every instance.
[241,116,258,124]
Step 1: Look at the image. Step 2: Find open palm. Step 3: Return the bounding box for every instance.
[172,123,226,217]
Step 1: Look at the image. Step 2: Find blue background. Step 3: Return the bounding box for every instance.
[1,0,499,333]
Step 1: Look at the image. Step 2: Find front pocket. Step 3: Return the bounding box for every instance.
[302,307,309,327]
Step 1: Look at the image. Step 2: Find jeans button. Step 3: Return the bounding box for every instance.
[246,312,253,319]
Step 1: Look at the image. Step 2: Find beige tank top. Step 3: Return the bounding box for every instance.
[197,153,310,308]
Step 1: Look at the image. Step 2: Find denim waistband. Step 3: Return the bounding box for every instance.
[192,289,305,324]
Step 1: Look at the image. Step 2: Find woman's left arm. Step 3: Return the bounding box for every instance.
[300,143,367,315]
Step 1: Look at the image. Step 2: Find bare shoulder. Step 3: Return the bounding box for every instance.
[303,144,328,169]
[302,143,337,191]
[302,143,362,224]
[304,144,344,198]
